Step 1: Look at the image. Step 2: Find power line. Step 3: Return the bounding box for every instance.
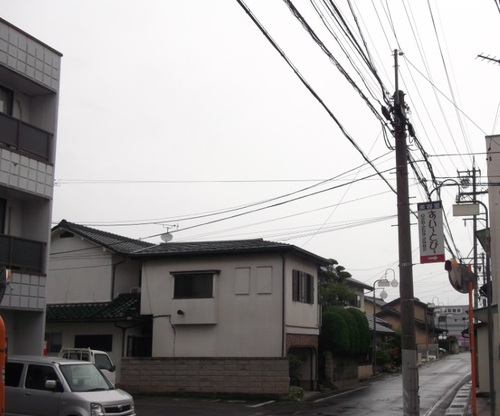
[235,0,397,195]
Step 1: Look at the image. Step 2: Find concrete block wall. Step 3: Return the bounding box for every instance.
[120,357,290,396]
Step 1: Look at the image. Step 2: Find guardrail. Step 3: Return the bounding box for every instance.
[0,112,53,164]
[0,234,45,274]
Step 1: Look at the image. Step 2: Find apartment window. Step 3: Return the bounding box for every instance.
[0,86,13,116]
[292,270,314,304]
[172,271,215,299]
[0,198,5,234]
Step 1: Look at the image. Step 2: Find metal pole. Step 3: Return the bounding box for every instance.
[475,201,495,415]
[486,248,495,415]
[468,279,478,416]
[373,284,377,374]
[394,49,419,415]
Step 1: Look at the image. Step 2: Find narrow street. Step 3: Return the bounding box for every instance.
[134,352,471,415]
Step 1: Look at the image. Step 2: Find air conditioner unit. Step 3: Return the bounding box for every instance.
[130,287,141,294]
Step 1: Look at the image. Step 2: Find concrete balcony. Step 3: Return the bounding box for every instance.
[0,233,45,274]
[0,112,53,165]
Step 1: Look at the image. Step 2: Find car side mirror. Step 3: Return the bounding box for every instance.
[45,379,63,392]
[45,380,57,390]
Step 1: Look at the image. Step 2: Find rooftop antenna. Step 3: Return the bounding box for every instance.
[159,224,178,243]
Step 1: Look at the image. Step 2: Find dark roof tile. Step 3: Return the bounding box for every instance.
[52,220,153,254]
[46,293,143,322]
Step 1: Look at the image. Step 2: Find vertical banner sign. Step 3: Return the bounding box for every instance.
[418,201,445,263]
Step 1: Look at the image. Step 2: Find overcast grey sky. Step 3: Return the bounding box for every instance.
[2,1,498,305]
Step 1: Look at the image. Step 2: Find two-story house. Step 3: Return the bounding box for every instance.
[46,220,154,380]
[120,238,330,395]
[377,297,439,359]
[48,221,329,394]
[0,18,61,355]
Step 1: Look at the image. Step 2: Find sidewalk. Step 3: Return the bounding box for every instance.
[445,382,491,416]
[474,394,490,416]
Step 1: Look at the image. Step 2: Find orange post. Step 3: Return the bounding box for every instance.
[468,280,477,416]
[0,315,5,416]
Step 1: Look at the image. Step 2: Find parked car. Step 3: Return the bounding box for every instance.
[5,355,135,416]
[59,347,116,385]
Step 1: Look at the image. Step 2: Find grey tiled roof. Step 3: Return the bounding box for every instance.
[52,220,153,255]
[366,314,395,334]
[52,221,329,265]
[132,238,330,264]
[46,293,144,322]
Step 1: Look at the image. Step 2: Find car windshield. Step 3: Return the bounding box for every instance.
[59,363,113,392]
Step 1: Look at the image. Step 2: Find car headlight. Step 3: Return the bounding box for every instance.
[90,402,105,416]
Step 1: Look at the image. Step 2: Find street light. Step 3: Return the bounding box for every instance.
[372,269,399,374]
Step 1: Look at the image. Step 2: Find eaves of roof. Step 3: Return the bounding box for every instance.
[46,293,145,322]
[52,220,154,255]
[130,238,330,265]
[345,277,373,291]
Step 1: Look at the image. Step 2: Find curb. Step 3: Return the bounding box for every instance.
[445,382,471,416]
[423,373,471,416]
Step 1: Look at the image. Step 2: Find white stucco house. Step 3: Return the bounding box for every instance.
[124,238,330,394]
[46,220,154,381]
[48,221,330,394]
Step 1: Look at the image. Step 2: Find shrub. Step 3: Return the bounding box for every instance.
[346,308,371,355]
[288,386,304,401]
[321,307,350,354]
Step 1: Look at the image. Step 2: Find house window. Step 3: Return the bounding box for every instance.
[74,334,112,352]
[292,270,314,304]
[350,294,361,308]
[45,333,62,354]
[172,271,215,299]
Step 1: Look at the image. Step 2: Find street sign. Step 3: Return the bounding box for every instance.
[418,201,445,264]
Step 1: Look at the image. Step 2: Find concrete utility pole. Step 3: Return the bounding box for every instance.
[393,49,420,415]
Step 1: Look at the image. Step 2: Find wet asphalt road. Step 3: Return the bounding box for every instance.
[134,352,471,415]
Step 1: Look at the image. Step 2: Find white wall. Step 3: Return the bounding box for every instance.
[142,252,320,358]
[48,231,114,303]
[284,256,321,334]
[45,322,129,382]
[112,259,141,297]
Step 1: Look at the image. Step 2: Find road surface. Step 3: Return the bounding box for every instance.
[134,352,471,415]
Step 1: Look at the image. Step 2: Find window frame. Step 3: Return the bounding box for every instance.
[292,269,314,304]
[171,270,219,299]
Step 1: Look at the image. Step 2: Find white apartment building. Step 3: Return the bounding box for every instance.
[0,18,61,355]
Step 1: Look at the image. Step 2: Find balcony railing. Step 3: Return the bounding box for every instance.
[0,112,53,164]
[0,234,45,274]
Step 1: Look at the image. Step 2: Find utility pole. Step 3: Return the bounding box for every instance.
[393,49,419,415]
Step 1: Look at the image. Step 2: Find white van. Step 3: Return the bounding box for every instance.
[59,347,116,385]
[5,355,135,416]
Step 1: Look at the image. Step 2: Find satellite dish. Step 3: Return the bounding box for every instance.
[160,232,173,243]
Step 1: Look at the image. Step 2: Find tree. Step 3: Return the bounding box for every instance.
[318,259,355,308]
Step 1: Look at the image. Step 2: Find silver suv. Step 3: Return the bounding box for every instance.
[6,355,135,416]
